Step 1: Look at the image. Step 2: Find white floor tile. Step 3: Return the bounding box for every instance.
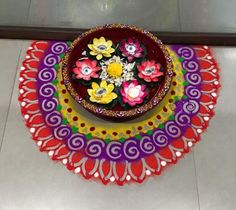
[194,47,236,210]
[0,39,22,145]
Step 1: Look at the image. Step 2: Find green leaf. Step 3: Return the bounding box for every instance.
[182,69,187,74]
[60,53,65,59]
[183,81,189,86]
[54,63,60,70]
[62,118,69,125]
[135,134,142,140]
[174,96,179,102]
[179,57,185,62]
[56,104,62,111]
[182,95,188,100]
[158,124,165,129]
[66,41,72,46]
[72,126,78,133]
[52,79,59,85]
[147,130,153,135]
[169,115,175,121]
[53,92,59,98]
[85,133,92,140]
[119,137,126,142]
[104,138,111,144]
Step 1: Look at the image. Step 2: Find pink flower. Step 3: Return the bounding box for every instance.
[73,59,100,81]
[119,38,144,62]
[120,80,147,106]
[137,60,164,82]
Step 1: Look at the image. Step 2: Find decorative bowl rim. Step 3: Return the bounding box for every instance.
[62,23,174,119]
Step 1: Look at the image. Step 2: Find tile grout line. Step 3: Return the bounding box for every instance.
[0,42,24,154]
[177,0,183,32]
[193,151,201,210]
[26,0,32,25]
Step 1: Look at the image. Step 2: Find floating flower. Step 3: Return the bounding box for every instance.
[137,60,164,82]
[100,55,135,87]
[119,38,144,62]
[73,59,100,81]
[88,37,115,60]
[120,80,147,106]
[87,81,118,104]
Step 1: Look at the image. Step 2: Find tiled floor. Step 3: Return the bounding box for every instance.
[1,0,236,33]
[0,40,236,210]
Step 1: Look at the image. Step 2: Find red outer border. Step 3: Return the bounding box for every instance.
[18,42,220,185]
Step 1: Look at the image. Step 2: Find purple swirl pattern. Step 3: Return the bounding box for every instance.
[45,111,62,127]
[183,100,199,115]
[175,112,191,126]
[51,42,69,55]
[36,43,203,161]
[106,141,122,160]
[185,86,201,99]
[42,98,58,112]
[165,121,181,138]
[123,140,140,160]
[54,125,72,140]
[183,61,198,72]
[139,136,156,154]
[67,133,86,151]
[38,68,56,82]
[151,130,168,147]
[43,54,59,67]
[185,73,201,85]
[39,83,56,98]
[177,47,194,59]
[85,139,105,158]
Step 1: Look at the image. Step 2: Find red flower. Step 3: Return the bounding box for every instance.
[73,59,100,81]
[120,80,147,106]
[137,60,163,82]
[119,38,144,62]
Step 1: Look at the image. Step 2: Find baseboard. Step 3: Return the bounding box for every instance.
[1,26,236,46]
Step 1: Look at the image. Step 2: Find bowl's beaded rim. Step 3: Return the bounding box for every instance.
[62,24,173,118]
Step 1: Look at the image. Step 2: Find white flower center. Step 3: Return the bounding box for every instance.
[128,87,140,98]
[97,45,107,51]
[82,66,92,75]
[143,67,155,76]
[95,87,107,97]
[125,44,136,54]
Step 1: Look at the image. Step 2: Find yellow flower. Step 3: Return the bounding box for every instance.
[107,62,123,78]
[88,37,115,60]
[87,80,117,104]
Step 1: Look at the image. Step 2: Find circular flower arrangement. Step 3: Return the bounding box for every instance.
[72,36,164,109]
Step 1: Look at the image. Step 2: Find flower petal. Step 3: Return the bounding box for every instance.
[96,54,103,60]
[103,53,112,58]
[107,48,115,53]
[93,38,99,45]
[106,40,113,48]
[87,89,94,96]
[88,44,95,51]
[128,56,134,62]
[90,51,98,56]
[99,37,106,44]
[100,80,107,88]
[107,83,115,93]
[110,92,118,99]
[89,96,97,103]
[92,82,99,90]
